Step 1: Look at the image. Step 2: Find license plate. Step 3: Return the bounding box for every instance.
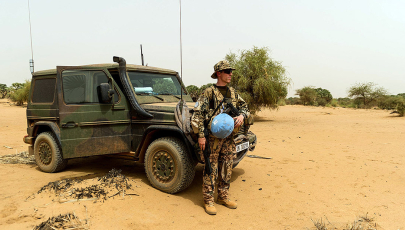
[236,142,249,152]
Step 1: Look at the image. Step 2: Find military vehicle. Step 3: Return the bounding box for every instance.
[23,56,257,193]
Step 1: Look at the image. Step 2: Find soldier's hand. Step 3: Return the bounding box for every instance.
[234,115,244,128]
[198,137,206,151]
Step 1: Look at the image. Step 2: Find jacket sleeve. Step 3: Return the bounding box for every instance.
[192,89,211,138]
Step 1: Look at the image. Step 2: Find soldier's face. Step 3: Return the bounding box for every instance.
[217,69,232,85]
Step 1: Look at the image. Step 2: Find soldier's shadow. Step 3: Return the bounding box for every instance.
[174,163,245,207]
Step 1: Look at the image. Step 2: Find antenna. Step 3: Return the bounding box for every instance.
[28,0,34,74]
[179,0,183,102]
[140,44,144,66]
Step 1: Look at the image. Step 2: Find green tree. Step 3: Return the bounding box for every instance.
[378,95,404,110]
[10,82,24,91]
[348,82,387,108]
[185,83,215,102]
[337,97,354,108]
[186,85,200,102]
[296,86,317,105]
[9,80,31,106]
[225,46,290,114]
[0,84,9,98]
[199,83,214,92]
[315,88,333,106]
[285,97,301,105]
[397,93,405,99]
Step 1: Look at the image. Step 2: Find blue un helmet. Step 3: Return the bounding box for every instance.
[210,113,234,139]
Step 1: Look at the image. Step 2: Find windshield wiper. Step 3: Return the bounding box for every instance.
[136,93,164,101]
[158,93,181,99]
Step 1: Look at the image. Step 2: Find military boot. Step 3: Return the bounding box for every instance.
[217,198,237,209]
[204,203,217,215]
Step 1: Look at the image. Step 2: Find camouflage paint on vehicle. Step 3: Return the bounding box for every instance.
[24,59,257,193]
[26,63,194,160]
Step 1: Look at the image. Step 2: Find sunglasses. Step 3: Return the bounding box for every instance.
[222,69,233,74]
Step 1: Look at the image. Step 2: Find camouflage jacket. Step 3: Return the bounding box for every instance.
[191,85,250,138]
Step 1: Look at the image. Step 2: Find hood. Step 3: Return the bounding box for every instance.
[141,102,180,113]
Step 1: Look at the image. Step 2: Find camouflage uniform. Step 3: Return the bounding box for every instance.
[192,84,249,205]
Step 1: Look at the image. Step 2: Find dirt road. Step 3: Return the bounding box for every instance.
[1,99,404,229]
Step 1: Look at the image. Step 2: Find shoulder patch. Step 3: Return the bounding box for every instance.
[194,101,199,108]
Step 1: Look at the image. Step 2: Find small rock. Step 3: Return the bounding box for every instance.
[259,188,262,190]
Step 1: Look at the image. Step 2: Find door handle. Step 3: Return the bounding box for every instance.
[62,122,77,128]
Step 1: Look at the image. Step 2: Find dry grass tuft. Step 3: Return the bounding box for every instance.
[310,214,379,230]
[311,218,328,230]
[34,168,135,202]
[0,151,35,164]
[33,212,87,230]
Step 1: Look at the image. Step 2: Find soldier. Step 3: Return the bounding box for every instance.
[192,60,250,215]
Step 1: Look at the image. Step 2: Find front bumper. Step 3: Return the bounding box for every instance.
[23,135,34,145]
[233,131,257,166]
[23,135,34,155]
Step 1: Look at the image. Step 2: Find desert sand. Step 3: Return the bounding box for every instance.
[0,98,404,229]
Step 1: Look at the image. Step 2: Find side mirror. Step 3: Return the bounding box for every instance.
[98,83,115,103]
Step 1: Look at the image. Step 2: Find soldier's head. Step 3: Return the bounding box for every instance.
[211,60,235,85]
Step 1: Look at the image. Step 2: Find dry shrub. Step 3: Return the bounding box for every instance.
[37,179,78,195]
[9,80,30,106]
[33,212,87,230]
[0,151,35,164]
[396,101,405,117]
[35,168,134,202]
[311,218,327,230]
[310,214,379,230]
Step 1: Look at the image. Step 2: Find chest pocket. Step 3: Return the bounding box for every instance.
[211,86,237,111]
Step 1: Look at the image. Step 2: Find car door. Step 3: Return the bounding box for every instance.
[57,66,131,158]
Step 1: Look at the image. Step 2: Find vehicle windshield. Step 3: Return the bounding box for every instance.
[127,72,185,96]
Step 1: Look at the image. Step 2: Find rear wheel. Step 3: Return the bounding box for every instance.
[144,137,195,194]
[34,132,67,173]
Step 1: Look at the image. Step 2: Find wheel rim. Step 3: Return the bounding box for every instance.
[152,150,175,182]
[38,142,52,165]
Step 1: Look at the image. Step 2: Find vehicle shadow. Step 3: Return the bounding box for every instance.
[37,156,245,208]
[35,156,148,181]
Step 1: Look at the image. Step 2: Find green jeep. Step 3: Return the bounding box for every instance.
[23,56,257,194]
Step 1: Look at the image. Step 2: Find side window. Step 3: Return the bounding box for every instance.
[32,78,56,103]
[62,70,119,104]
[93,72,119,103]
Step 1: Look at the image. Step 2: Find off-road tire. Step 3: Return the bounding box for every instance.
[144,137,195,194]
[34,132,68,173]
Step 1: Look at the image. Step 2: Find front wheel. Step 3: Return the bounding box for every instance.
[144,137,195,194]
[34,132,67,173]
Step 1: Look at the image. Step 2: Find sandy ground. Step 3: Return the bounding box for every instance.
[0,98,404,230]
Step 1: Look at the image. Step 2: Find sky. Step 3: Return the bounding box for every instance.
[0,0,404,98]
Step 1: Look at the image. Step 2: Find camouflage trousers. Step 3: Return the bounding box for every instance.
[202,134,235,204]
